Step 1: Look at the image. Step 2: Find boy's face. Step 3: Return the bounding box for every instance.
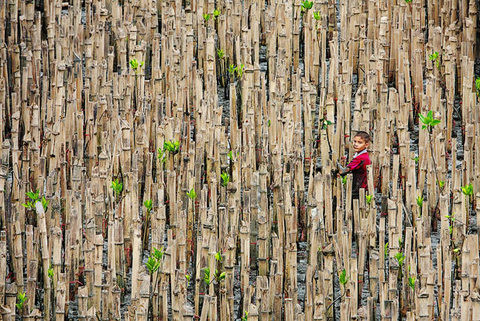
[353,136,369,153]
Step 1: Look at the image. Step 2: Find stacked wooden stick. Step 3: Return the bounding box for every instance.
[0,0,479,320]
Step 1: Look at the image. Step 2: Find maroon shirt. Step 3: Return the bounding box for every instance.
[347,150,371,193]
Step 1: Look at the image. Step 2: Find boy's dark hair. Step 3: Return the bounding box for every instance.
[354,131,371,143]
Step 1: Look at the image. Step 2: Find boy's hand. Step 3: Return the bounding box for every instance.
[336,161,349,176]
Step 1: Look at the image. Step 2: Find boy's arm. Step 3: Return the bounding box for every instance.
[337,162,350,176]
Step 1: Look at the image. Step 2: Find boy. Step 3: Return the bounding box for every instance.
[337,131,372,199]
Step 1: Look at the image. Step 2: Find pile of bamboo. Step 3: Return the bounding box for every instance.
[0,0,479,320]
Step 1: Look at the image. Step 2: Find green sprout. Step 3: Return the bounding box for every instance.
[163,140,180,154]
[301,0,314,10]
[313,11,321,20]
[185,274,191,286]
[428,51,440,68]
[416,195,424,208]
[366,195,373,205]
[461,183,473,197]
[449,226,453,234]
[144,199,153,213]
[319,118,332,130]
[438,180,445,189]
[202,267,211,285]
[404,0,412,3]
[453,248,460,253]
[221,172,230,187]
[412,156,419,164]
[16,292,27,311]
[339,269,349,286]
[22,190,47,211]
[475,77,480,98]
[48,265,54,279]
[342,176,347,185]
[111,179,123,197]
[236,64,245,78]
[217,49,225,59]
[129,58,144,72]
[203,13,211,22]
[419,110,441,131]
[384,242,389,258]
[146,247,164,274]
[214,251,222,262]
[241,311,248,321]
[267,119,271,127]
[227,151,234,161]
[157,147,166,164]
[408,276,415,290]
[187,188,197,200]
[213,9,220,18]
[228,64,236,75]
[394,252,405,268]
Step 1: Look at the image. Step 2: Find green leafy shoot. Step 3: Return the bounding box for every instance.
[26,190,40,202]
[408,276,415,290]
[152,247,164,261]
[218,271,226,280]
[187,188,197,200]
[384,242,389,258]
[185,274,191,284]
[453,248,460,253]
[146,247,164,274]
[395,252,405,268]
[163,140,180,154]
[418,110,441,130]
[241,311,248,321]
[227,151,234,161]
[461,183,473,196]
[217,49,225,59]
[221,172,230,187]
[111,179,123,196]
[320,118,332,130]
[48,265,54,279]
[475,77,480,98]
[228,64,236,75]
[313,11,321,20]
[438,180,445,189]
[267,119,271,127]
[339,269,349,286]
[203,13,211,22]
[129,58,144,72]
[157,147,167,163]
[301,0,314,10]
[236,64,245,78]
[215,251,222,262]
[412,156,419,164]
[449,226,453,234]
[22,190,42,210]
[416,195,424,208]
[202,267,211,285]
[213,9,220,18]
[428,51,440,68]
[144,199,153,213]
[16,292,27,311]
[404,0,412,3]
[366,194,373,205]
[342,176,347,185]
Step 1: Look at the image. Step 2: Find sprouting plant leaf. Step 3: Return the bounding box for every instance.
[203,267,211,285]
[366,194,373,205]
[236,64,245,78]
[475,77,480,98]
[319,118,332,130]
[339,269,348,286]
[111,179,123,196]
[214,251,222,262]
[152,247,164,261]
[416,195,424,208]
[428,51,440,68]
[187,188,197,200]
[313,11,321,20]
[217,49,225,59]
[394,252,405,267]
[213,9,220,18]
[449,226,453,234]
[342,176,347,185]
[221,172,230,187]
[227,151,234,161]
[384,242,389,258]
[267,119,271,127]
[129,58,144,72]
[163,140,180,154]
[144,199,153,213]
[461,183,473,196]
[185,274,191,281]
[438,180,445,189]
[404,0,412,3]
[16,291,27,310]
[419,110,441,131]
[228,64,236,75]
[26,190,40,201]
[219,272,226,280]
[203,13,211,22]
[301,0,314,10]
[146,257,159,274]
[241,311,248,321]
[453,248,460,253]
[48,265,54,279]
[408,276,415,290]
[412,156,419,163]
